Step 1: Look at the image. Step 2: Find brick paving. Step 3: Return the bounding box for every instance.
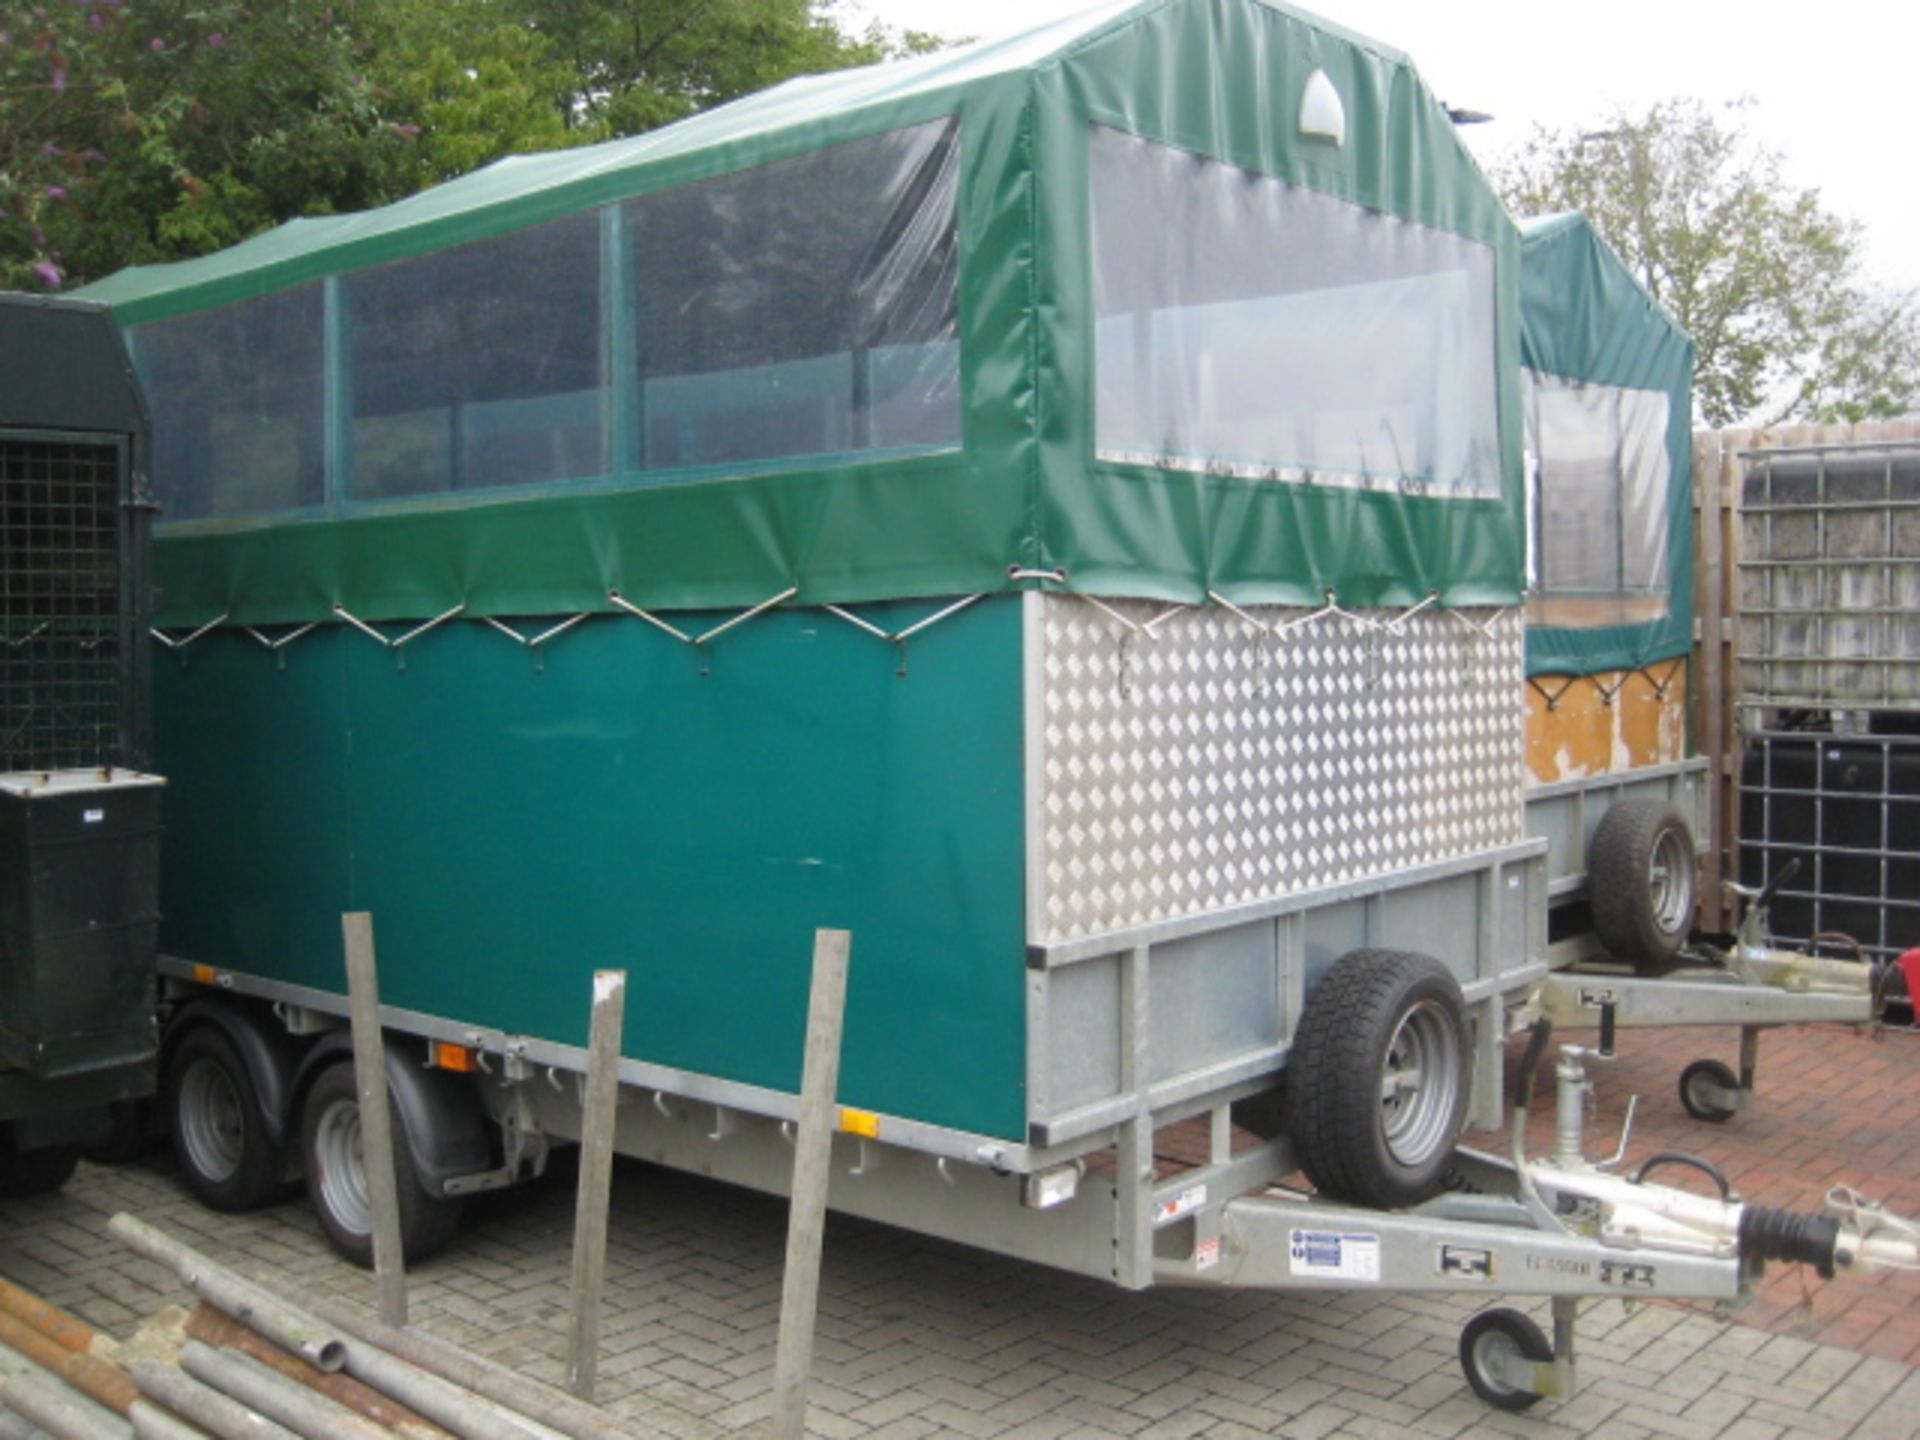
[3,1017,1917,1439]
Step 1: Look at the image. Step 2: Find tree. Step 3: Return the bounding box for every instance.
[1,0,948,294]
[355,1,581,190]
[515,0,907,136]
[1496,98,1920,427]
[2,1,429,291]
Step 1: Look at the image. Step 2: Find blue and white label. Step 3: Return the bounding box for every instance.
[1288,1229,1381,1282]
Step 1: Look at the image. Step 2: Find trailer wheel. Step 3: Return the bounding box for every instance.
[1589,801,1695,966]
[1678,1058,1740,1123]
[1288,949,1470,1208]
[300,1061,464,1267]
[0,1127,80,1197]
[82,1099,157,1165]
[167,1026,285,1211]
[1460,1307,1551,1411]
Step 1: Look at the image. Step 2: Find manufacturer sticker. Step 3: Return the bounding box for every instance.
[1578,986,1619,1008]
[1154,1185,1207,1226]
[1601,1259,1656,1290]
[1194,1237,1222,1272]
[1439,1245,1493,1280]
[83,808,105,824]
[1288,1229,1380,1282]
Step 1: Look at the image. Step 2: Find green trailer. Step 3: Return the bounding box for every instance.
[74,0,1918,1409]
[1511,214,1880,1119]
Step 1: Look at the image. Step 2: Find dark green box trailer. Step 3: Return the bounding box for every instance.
[0,293,162,1194]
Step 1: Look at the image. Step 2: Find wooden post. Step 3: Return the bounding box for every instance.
[768,929,852,1440]
[566,970,627,1401]
[342,912,408,1329]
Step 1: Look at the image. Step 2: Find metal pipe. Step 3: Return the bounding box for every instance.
[0,1399,49,1440]
[300,1298,626,1440]
[127,1403,213,1440]
[126,1359,298,1440]
[0,1345,123,1440]
[182,1306,449,1440]
[0,1374,131,1440]
[0,1281,98,1357]
[175,1346,386,1440]
[0,1316,139,1416]
[329,1347,564,1440]
[105,1218,345,1374]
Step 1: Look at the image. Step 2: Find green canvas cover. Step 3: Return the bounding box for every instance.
[77,0,1524,628]
[1519,212,1694,677]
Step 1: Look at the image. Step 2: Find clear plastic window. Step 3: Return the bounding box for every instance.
[1091,126,1500,495]
[133,286,326,523]
[626,119,960,472]
[1525,371,1672,628]
[347,213,605,500]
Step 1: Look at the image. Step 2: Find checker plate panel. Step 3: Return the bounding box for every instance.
[1034,596,1525,943]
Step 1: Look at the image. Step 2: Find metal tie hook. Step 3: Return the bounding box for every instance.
[4,621,50,649]
[331,602,465,670]
[484,613,589,672]
[607,586,798,672]
[484,614,589,649]
[150,613,231,652]
[243,623,317,652]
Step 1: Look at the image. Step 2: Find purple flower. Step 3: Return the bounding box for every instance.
[50,64,68,91]
[206,31,225,47]
[40,143,62,157]
[31,261,64,290]
[148,36,165,51]
[45,185,67,200]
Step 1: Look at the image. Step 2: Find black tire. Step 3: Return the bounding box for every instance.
[1679,1058,1740,1123]
[167,1025,287,1211]
[1287,949,1471,1209]
[82,1099,158,1165]
[1460,1308,1551,1411]
[0,1127,81,1197]
[1590,801,1696,966]
[300,1061,464,1268]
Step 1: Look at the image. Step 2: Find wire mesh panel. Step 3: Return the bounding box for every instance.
[0,434,125,771]
[1738,444,1920,711]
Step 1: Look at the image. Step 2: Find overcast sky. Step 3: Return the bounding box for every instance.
[851,0,1920,295]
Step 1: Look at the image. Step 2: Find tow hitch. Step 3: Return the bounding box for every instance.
[1173,1006,1918,1412]
[1459,1013,1919,1408]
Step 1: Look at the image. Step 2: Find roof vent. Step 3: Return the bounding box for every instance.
[1299,69,1345,147]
